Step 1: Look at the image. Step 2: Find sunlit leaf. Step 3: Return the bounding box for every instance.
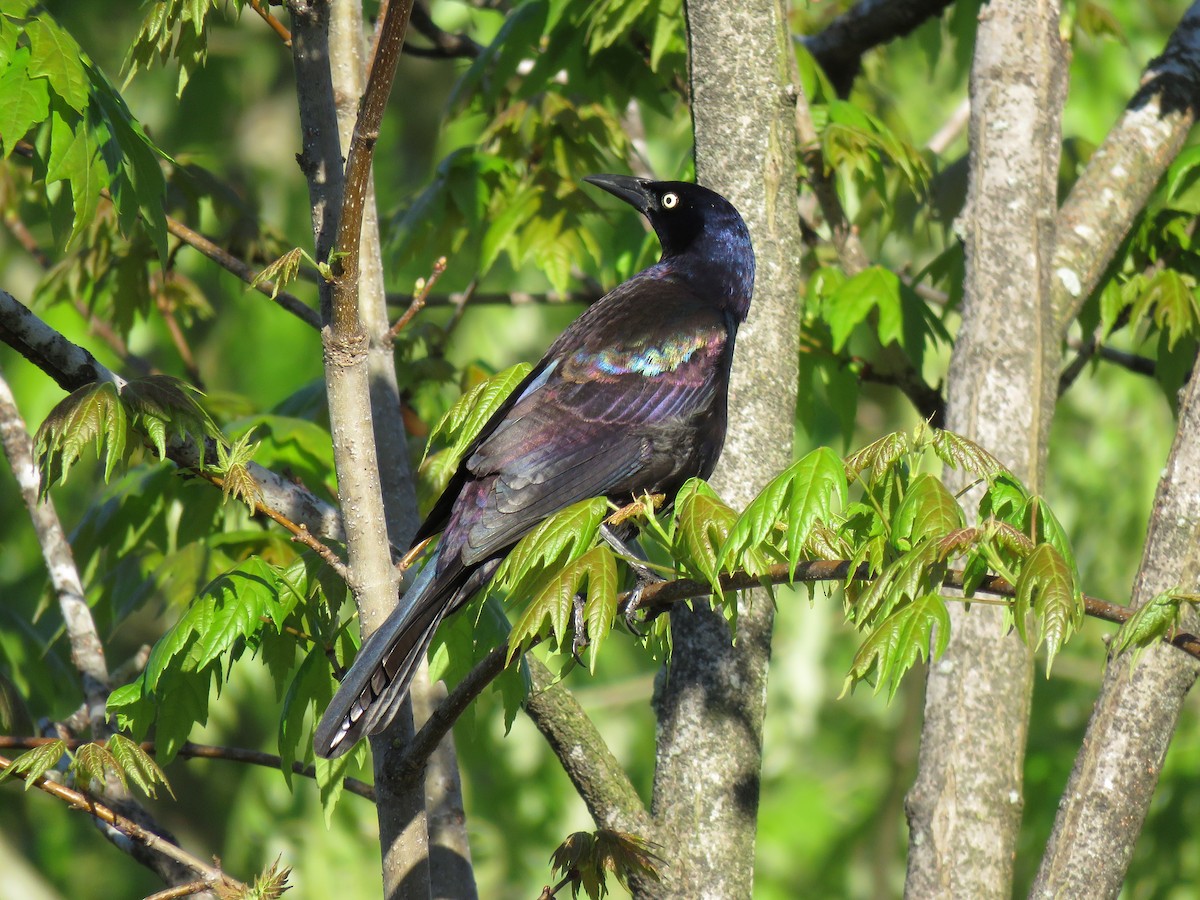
[0,739,68,790]
[844,592,950,701]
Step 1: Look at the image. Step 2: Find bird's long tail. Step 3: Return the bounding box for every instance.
[314,550,455,759]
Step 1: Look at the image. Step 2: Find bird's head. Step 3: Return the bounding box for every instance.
[584,174,756,320]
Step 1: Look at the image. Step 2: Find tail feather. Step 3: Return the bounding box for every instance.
[314,551,454,759]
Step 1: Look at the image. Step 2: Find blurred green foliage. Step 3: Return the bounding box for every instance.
[0,0,1198,898]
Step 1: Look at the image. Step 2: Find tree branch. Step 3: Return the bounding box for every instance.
[0,737,376,802]
[522,657,655,836]
[163,213,321,330]
[1052,2,1200,338]
[799,0,956,97]
[0,371,110,731]
[0,288,345,541]
[1031,344,1200,895]
[0,754,247,895]
[408,1,483,58]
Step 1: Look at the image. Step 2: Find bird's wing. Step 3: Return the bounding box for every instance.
[447,283,731,565]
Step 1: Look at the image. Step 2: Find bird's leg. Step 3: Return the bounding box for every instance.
[571,590,589,665]
[599,525,664,635]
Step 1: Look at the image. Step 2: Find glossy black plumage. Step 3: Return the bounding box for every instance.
[314,174,756,758]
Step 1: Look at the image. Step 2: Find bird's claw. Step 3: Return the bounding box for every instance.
[623,584,647,636]
[570,591,590,666]
[622,566,665,636]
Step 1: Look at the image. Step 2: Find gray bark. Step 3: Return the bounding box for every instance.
[0,289,343,539]
[904,0,1067,896]
[646,1,802,895]
[1052,2,1200,337]
[289,2,431,896]
[1030,365,1200,898]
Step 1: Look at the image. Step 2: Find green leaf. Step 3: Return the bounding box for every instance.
[0,739,67,789]
[508,546,617,663]
[891,473,965,550]
[106,734,173,799]
[251,247,306,300]
[1110,591,1196,661]
[719,447,847,577]
[423,362,534,465]
[673,479,737,594]
[844,430,910,484]
[853,540,942,627]
[480,182,542,273]
[0,46,49,155]
[35,380,129,491]
[930,430,1010,479]
[1014,542,1082,672]
[314,746,360,827]
[1131,268,1199,350]
[549,828,664,900]
[279,645,334,790]
[72,741,123,791]
[86,64,169,260]
[121,375,221,462]
[844,592,950,701]
[24,13,88,111]
[43,97,105,248]
[491,497,609,604]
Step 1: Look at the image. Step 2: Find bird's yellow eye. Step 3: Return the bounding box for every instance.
[661,192,679,209]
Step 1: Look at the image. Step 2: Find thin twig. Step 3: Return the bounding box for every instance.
[397,536,433,574]
[407,1,484,58]
[142,880,211,900]
[388,256,446,339]
[162,214,322,330]
[0,753,248,893]
[248,0,292,45]
[194,469,351,580]
[154,283,203,387]
[0,736,376,802]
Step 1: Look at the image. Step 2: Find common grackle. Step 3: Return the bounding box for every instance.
[314,174,755,759]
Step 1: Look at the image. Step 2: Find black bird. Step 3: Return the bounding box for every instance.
[314,174,755,759]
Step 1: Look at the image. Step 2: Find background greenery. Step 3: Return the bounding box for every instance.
[0,0,1196,897]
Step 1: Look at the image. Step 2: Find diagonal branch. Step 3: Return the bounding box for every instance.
[0,754,248,895]
[163,214,321,330]
[0,288,344,541]
[522,656,654,836]
[0,371,110,730]
[1052,2,1200,337]
[0,736,376,802]
[799,0,956,97]
[1031,340,1200,895]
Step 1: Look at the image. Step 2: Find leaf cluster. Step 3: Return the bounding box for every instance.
[831,427,1085,699]
[548,828,663,899]
[0,3,168,255]
[0,734,172,800]
[388,0,690,293]
[1080,145,1200,403]
[34,374,223,493]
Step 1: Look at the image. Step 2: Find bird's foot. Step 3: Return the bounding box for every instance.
[622,567,666,636]
[570,591,590,666]
[623,583,648,636]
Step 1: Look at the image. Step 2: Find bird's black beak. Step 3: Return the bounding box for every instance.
[583,174,653,215]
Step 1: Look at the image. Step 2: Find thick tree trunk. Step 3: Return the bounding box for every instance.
[646,1,801,895]
[904,0,1067,896]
